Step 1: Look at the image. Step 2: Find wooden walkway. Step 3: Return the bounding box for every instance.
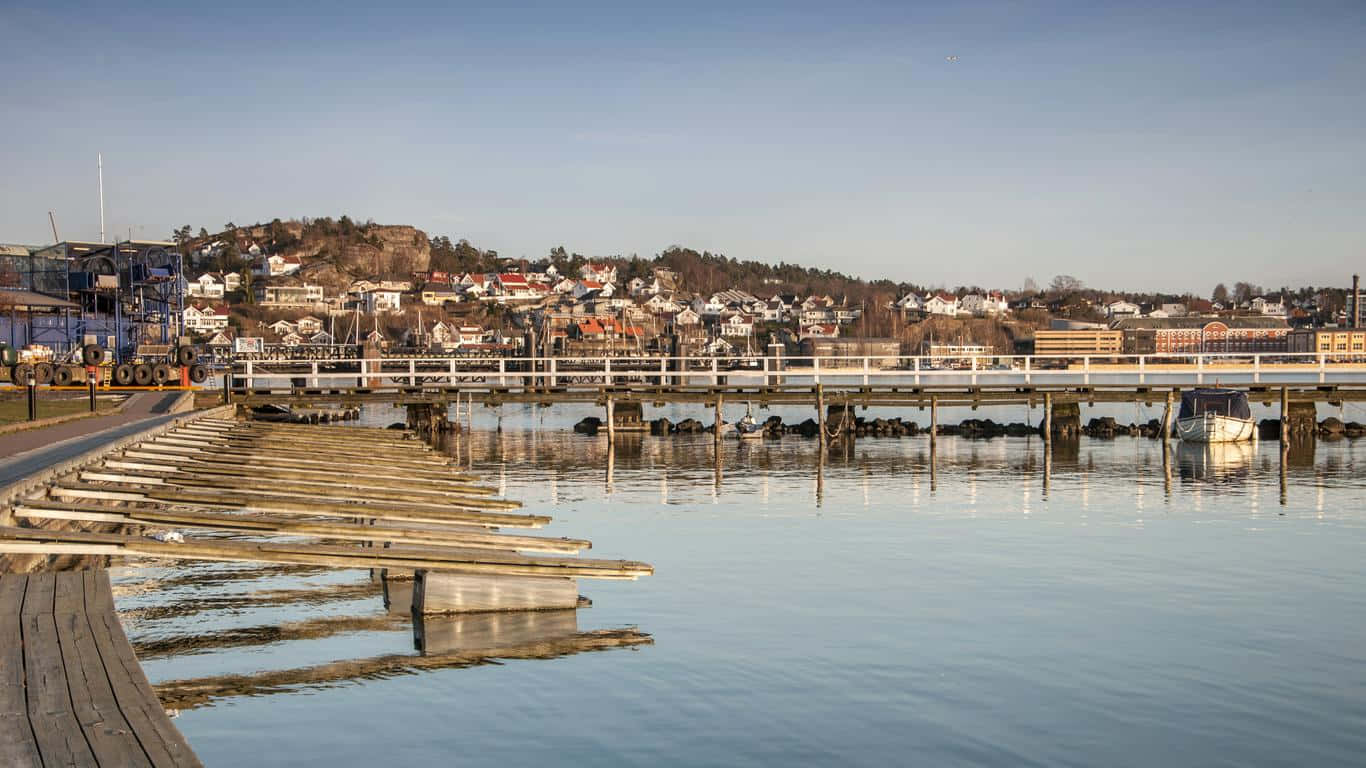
[1,569,202,768]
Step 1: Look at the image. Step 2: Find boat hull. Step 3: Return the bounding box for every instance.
[1176,413,1255,443]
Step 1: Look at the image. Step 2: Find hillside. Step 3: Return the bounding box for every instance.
[183,217,430,294]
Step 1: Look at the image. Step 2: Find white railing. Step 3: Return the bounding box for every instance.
[230,352,1366,391]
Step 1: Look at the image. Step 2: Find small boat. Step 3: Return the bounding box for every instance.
[735,403,765,440]
[1175,388,1255,443]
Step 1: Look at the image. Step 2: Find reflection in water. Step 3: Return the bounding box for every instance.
[124,416,1366,767]
[1177,441,1255,483]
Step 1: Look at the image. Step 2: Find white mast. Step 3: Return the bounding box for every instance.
[97,153,106,243]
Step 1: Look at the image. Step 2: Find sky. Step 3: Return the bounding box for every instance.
[2,0,1363,294]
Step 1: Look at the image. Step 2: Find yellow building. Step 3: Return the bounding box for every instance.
[1288,328,1366,358]
[1033,330,1123,356]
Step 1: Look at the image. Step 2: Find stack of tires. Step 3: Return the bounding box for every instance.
[110,345,207,387]
[2,343,107,386]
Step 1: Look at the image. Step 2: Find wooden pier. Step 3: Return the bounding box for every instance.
[0,407,654,766]
[1,569,202,767]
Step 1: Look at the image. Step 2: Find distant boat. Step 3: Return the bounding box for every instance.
[735,402,765,440]
[1175,388,1255,443]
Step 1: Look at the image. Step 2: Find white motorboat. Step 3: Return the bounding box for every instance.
[1175,389,1255,443]
[735,403,765,440]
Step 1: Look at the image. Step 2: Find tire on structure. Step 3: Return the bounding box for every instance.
[34,363,54,385]
[11,363,33,385]
[82,344,105,366]
[175,345,197,366]
[188,363,208,383]
[152,363,173,385]
[53,366,74,386]
[113,364,134,386]
[132,364,154,386]
[0,344,17,367]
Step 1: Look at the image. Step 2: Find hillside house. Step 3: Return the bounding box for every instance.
[184,304,231,332]
[253,254,302,277]
[188,273,224,298]
[1106,300,1141,319]
[924,293,958,316]
[421,286,462,307]
[719,313,755,338]
[799,323,839,339]
[960,292,1008,316]
[257,282,326,308]
[267,320,297,335]
[579,262,618,284]
[296,316,323,335]
[362,289,402,314]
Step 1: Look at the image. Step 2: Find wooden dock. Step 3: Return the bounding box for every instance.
[0,415,653,589]
[1,569,202,767]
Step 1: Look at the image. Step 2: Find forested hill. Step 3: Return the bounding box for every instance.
[179,217,919,302]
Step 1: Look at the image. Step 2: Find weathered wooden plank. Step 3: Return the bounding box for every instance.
[81,469,501,503]
[124,445,476,482]
[13,503,590,553]
[107,457,482,490]
[83,571,203,768]
[0,528,653,580]
[0,575,41,768]
[21,572,99,767]
[50,481,537,524]
[16,497,512,535]
[53,571,154,767]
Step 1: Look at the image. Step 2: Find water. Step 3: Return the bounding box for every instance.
[112,405,1366,767]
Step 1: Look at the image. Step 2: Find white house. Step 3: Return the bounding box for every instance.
[1251,296,1287,317]
[188,273,224,298]
[719,313,755,338]
[183,304,230,332]
[692,296,728,317]
[1106,300,1141,319]
[495,273,540,301]
[296,316,324,335]
[253,254,302,277]
[257,283,326,308]
[895,292,924,314]
[672,307,702,326]
[960,292,1009,316]
[799,323,839,339]
[572,280,613,300]
[363,289,402,314]
[222,272,241,291]
[268,319,297,336]
[309,330,334,345]
[923,293,958,316]
[579,262,618,284]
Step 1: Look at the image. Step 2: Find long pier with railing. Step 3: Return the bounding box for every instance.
[221,352,1366,408]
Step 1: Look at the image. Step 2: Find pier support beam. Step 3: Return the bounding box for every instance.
[930,395,938,448]
[605,396,615,446]
[816,384,827,453]
[412,569,579,614]
[1162,390,1173,441]
[1043,393,1052,445]
[714,393,724,450]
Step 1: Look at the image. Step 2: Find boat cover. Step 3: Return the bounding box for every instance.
[1179,389,1251,420]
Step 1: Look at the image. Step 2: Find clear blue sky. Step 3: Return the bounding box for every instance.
[2,0,1362,294]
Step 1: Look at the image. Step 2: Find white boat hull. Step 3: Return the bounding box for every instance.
[1176,413,1255,443]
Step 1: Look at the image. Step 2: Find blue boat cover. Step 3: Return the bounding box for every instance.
[1179,389,1251,420]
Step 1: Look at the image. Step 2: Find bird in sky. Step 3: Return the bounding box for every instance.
[945,55,959,62]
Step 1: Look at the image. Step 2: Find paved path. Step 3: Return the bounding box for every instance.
[0,570,203,767]
[0,393,187,487]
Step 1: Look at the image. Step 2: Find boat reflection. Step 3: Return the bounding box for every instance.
[1176,440,1254,482]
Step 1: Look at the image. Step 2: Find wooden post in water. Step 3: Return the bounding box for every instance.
[1162,390,1174,442]
[605,395,615,446]
[714,392,724,450]
[930,394,938,447]
[1043,392,1052,445]
[816,384,827,453]
[1279,386,1289,439]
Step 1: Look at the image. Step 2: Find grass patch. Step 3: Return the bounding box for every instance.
[0,395,120,425]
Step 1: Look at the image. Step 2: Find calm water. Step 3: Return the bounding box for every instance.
[111,404,1366,767]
